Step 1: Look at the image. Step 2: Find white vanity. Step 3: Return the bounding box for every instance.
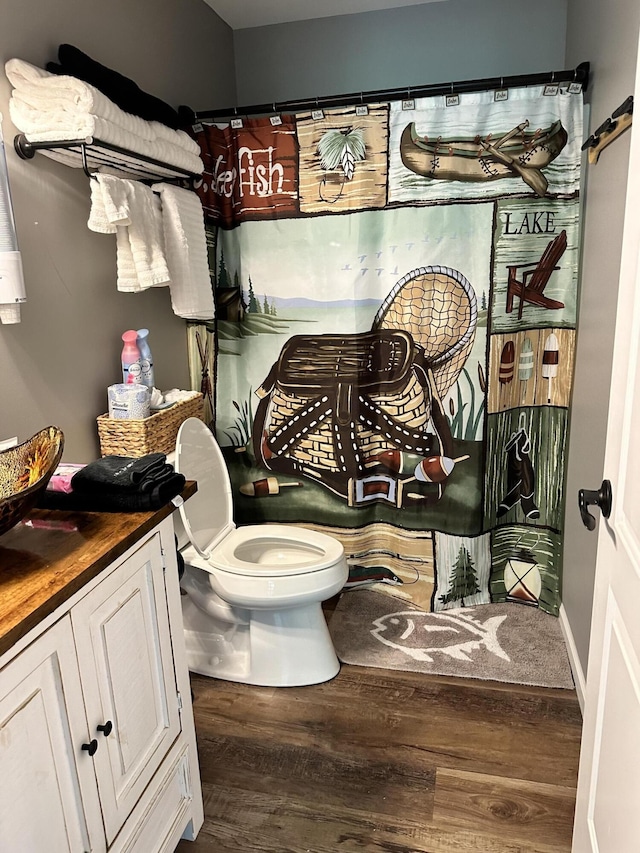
[0,487,203,852]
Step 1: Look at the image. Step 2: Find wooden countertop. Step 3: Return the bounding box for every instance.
[0,482,196,658]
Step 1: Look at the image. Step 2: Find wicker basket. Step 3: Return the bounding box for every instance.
[97,394,205,457]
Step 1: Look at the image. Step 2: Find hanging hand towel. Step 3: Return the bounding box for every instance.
[152,183,215,320]
[89,175,170,292]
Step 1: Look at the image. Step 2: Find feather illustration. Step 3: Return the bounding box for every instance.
[317,127,366,179]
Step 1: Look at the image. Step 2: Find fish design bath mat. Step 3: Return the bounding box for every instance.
[329,589,574,689]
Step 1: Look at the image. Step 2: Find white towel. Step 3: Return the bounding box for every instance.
[5,59,201,152]
[6,58,203,176]
[89,175,170,292]
[152,183,215,320]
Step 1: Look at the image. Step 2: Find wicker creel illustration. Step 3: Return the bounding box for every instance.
[372,265,478,400]
[252,266,477,506]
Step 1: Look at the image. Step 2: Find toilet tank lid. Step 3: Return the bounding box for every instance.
[175,418,234,558]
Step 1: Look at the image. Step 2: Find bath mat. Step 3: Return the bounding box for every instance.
[329,589,574,689]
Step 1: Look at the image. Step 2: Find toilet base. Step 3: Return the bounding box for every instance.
[183,598,341,687]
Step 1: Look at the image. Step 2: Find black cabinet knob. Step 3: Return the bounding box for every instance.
[81,739,98,756]
[97,721,113,737]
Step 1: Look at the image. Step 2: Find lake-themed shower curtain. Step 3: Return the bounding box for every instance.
[189,82,583,617]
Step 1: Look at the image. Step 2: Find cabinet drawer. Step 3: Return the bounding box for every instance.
[117,748,193,853]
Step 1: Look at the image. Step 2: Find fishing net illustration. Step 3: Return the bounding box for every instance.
[372,265,478,399]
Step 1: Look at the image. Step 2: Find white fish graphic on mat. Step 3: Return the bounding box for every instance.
[370,608,510,663]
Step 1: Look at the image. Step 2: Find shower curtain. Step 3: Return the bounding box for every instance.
[190,83,583,617]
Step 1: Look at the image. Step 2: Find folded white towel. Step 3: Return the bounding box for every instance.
[89,175,170,292]
[5,59,200,153]
[9,95,203,175]
[152,183,215,320]
[6,58,203,176]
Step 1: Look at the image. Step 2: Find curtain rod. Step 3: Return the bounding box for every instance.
[195,62,590,121]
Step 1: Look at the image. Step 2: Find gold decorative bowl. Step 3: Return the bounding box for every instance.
[0,426,65,537]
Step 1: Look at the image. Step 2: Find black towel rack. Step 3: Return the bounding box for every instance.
[13,134,201,183]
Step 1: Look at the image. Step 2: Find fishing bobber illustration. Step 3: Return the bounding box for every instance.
[518,337,534,403]
[413,454,470,484]
[240,477,303,497]
[364,449,409,475]
[499,341,515,407]
[542,332,559,403]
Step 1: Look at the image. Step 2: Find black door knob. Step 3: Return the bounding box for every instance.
[97,721,113,737]
[81,739,98,756]
[578,479,612,531]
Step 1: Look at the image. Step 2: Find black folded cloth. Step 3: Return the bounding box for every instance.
[36,452,186,512]
[71,453,168,493]
[37,473,186,513]
[46,44,183,130]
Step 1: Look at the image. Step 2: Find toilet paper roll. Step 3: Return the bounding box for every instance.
[108,383,151,420]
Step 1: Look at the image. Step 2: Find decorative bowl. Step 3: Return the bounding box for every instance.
[0,426,65,537]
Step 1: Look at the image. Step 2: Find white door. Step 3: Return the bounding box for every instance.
[572,30,640,853]
[0,618,105,853]
[71,534,181,845]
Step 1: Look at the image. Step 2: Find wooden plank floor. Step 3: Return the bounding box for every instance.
[177,664,582,853]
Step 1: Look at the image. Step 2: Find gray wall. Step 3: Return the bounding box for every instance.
[563,0,640,674]
[0,0,235,459]
[233,0,568,105]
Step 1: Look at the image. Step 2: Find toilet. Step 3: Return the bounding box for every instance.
[173,417,348,687]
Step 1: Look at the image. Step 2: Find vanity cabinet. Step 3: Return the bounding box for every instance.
[0,502,203,853]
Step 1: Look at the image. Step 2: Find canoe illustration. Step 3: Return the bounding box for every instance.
[399,119,568,196]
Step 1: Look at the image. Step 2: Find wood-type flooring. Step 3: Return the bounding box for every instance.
[176,661,582,853]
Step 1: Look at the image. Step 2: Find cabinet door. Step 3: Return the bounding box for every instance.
[0,618,105,853]
[71,534,181,845]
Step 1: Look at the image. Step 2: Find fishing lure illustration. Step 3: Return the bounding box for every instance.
[499,340,515,407]
[542,332,559,403]
[518,337,534,404]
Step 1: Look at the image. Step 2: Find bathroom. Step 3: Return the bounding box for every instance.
[1,0,639,850]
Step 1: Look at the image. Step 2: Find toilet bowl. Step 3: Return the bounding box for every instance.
[174,417,348,687]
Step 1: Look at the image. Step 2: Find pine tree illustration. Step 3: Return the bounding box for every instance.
[247,277,260,313]
[263,294,269,314]
[439,545,480,606]
[217,247,230,289]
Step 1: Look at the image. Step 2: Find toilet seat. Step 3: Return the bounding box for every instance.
[175,418,342,576]
[211,524,344,576]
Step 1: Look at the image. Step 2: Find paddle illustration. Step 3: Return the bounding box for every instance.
[479,138,548,196]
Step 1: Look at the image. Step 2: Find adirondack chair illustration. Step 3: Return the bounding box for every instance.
[505,229,567,319]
